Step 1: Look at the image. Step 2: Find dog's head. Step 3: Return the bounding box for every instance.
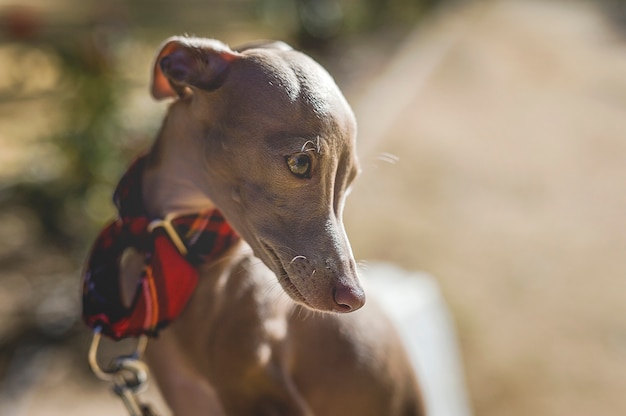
[150,37,364,313]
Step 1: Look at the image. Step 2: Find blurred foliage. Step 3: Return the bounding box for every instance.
[7,39,125,247]
[1,5,136,248]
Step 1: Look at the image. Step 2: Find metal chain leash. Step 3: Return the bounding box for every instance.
[88,327,159,416]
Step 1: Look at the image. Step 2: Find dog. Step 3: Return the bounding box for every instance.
[126,36,425,415]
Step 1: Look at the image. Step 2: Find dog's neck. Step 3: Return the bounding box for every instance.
[142,101,216,219]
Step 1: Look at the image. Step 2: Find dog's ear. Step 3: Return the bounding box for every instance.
[150,36,240,100]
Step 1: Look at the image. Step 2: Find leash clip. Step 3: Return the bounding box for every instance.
[88,327,156,416]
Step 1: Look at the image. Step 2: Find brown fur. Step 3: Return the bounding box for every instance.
[135,36,425,415]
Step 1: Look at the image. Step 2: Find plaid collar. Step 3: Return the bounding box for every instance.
[82,156,239,340]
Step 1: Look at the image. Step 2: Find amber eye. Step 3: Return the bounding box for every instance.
[286,153,312,178]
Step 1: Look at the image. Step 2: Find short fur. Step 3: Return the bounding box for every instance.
[134,36,425,415]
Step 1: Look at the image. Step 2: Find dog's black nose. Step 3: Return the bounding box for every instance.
[332,283,366,312]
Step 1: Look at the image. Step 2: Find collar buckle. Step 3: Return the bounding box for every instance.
[147,213,188,256]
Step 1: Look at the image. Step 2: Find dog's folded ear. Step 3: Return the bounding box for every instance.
[151,36,240,100]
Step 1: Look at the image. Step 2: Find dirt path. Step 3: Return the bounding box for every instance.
[345,1,626,415]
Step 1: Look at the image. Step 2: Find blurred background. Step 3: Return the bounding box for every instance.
[1,0,625,415]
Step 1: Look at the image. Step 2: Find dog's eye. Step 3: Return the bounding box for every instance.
[286,153,312,178]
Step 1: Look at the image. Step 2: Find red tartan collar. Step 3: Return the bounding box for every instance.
[82,155,239,340]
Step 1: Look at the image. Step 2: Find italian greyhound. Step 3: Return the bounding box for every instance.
[130,36,425,415]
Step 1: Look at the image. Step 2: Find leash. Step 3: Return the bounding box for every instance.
[81,155,239,414]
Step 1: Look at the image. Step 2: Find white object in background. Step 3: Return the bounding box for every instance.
[362,263,472,416]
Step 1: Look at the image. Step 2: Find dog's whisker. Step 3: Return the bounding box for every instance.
[289,255,307,265]
[356,259,369,271]
[301,140,316,153]
[262,283,285,304]
[376,152,400,164]
[300,136,323,154]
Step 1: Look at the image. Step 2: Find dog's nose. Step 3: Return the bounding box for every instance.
[332,283,365,312]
